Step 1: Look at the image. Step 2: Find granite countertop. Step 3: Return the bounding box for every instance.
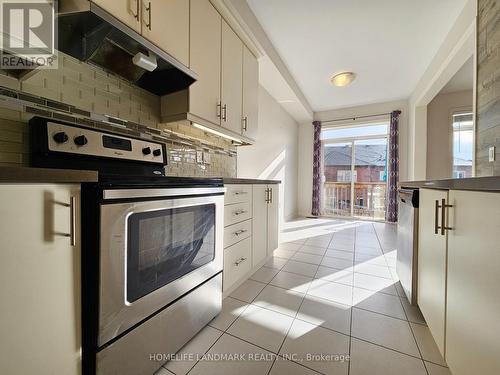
[399,176,500,192]
[223,177,281,185]
[0,166,98,183]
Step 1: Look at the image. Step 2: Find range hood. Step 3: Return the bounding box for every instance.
[57,1,197,96]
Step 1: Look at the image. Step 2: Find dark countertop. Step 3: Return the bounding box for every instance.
[223,177,281,185]
[399,176,500,192]
[0,166,98,183]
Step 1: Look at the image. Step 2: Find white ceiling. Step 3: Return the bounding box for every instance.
[440,56,474,94]
[247,0,468,112]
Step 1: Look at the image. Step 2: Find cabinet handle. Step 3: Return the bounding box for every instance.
[242,116,248,131]
[234,257,248,266]
[269,188,273,204]
[216,102,222,119]
[434,200,439,234]
[234,229,247,236]
[57,196,76,246]
[132,0,139,20]
[233,209,248,216]
[145,1,152,30]
[265,188,270,203]
[234,191,248,195]
[440,198,453,235]
[222,104,227,121]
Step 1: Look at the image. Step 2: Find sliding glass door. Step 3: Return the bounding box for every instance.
[322,123,388,220]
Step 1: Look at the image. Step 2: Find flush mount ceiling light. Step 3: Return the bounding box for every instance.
[330,72,357,87]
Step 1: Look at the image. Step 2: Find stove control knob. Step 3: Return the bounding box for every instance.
[74,135,88,146]
[153,148,162,157]
[142,147,151,155]
[53,132,68,144]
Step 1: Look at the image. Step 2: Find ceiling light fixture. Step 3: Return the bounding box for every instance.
[330,72,356,87]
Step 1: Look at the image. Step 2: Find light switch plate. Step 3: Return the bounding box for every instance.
[489,146,496,162]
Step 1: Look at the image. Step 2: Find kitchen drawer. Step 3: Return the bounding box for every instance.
[224,219,252,248]
[223,237,252,291]
[225,184,252,205]
[224,202,252,227]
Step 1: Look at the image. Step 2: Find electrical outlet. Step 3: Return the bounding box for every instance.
[489,146,496,162]
[196,151,203,164]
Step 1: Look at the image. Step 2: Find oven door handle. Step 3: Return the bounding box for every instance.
[103,187,226,200]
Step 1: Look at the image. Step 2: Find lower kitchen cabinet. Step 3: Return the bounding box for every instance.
[417,188,449,356]
[223,183,279,295]
[418,188,500,375]
[445,190,500,375]
[0,184,81,375]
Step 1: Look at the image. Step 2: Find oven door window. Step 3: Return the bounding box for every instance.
[127,203,216,302]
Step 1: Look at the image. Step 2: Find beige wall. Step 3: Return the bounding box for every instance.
[426,90,473,180]
[237,86,299,221]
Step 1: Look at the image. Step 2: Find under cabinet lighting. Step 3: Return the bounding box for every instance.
[193,123,242,144]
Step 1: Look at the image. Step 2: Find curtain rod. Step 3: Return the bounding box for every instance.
[319,112,391,124]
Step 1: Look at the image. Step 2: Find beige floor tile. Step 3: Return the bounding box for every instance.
[353,273,398,295]
[230,280,266,303]
[265,257,289,270]
[315,266,353,285]
[291,252,324,265]
[351,308,420,357]
[349,338,427,375]
[355,245,383,255]
[280,319,349,375]
[297,294,351,335]
[155,367,174,375]
[307,279,353,306]
[273,248,297,259]
[253,285,304,317]
[282,259,319,277]
[325,249,354,261]
[188,333,274,375]
[298,245,327,256]
[353,288,406,319]
[354,263,393,279]
[209,297,248,331]
[425,362,452,375]
[227,304,294,353]
[305,234,333,247]
[400,297,426,325]
[321,256,354,270]
[354,252,388,266]
[270,270,313,293]
[269,357,320,375]
[411,323,447,366]
[328,240,355,252]
[277,242,302,252]
[250,267,280,283]
[164,326,223,375]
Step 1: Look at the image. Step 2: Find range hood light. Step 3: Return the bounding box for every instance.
[132,52,157,72]
[193,123,242,144]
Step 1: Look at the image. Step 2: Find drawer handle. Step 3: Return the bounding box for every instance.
[234,257,248,266]
[234,209,248,216]
[234,191,248,195]
[234,229,248,236]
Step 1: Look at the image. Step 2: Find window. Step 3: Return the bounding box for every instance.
[452,112,473,179]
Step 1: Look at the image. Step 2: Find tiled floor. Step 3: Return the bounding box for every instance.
[156,218,451,375]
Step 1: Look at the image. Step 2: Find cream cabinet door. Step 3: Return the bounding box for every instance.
[93,0,141,33]
[140,0,189,66]
[0,184,81,375]
[417,188,448,356]
[446,191,500,375]
[252,184,268,267]
[221,21,243,134]
[242,46,258,140]
[189,0,222,126]
[267,184,279,255]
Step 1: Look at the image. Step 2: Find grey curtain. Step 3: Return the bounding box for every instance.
[385,110,401,222]
[312,121,322,216]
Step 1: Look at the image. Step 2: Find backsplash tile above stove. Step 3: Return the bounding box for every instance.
[0,52,237,177]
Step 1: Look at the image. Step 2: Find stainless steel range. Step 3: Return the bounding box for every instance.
[29,117,224,375]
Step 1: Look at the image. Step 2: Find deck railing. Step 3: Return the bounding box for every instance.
[323,181,387,220]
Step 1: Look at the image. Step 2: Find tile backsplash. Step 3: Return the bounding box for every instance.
[0,52,237,177]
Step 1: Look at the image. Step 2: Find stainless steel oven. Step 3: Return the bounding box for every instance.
[99,187,224,346]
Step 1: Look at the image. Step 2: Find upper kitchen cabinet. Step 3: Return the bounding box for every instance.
[221,21,243,134]
[92,0,141,33]
[189,0,222,126]
[242,46,259,140]
[91,0,189,66]
[140,0,189,66]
